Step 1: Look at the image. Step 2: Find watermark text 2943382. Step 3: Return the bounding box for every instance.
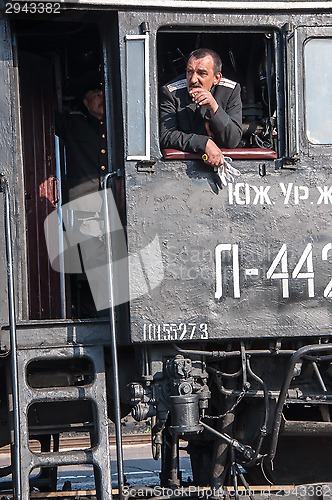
[5,2,62,14]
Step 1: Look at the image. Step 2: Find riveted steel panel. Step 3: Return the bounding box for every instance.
[126,159,332,342]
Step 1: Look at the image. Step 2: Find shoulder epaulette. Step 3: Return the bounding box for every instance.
[69,111,86,116]
[218,77,237,89]
[166,79,187,92]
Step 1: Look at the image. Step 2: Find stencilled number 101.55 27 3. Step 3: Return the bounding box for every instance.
[143,322,208,341]
[215,242,332,299]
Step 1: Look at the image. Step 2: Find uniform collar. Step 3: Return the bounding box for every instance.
[87,112,103,125]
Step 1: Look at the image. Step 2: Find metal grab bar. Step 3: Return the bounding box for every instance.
[103,173,125,500]
[268,342,332,462]
[0,174,22,498]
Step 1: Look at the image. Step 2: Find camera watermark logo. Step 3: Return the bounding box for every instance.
[44,188,164,310]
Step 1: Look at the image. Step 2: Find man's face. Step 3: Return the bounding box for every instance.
[83,89,104,120]
[186,55,221,92]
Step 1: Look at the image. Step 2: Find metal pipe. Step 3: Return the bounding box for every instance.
[102,38,114,176]
[246,358,269,428]
[54,136,66,318]
[312,361,328,392]
[304,354,332,361]
[200,420,234,446]
[200,421,255,463]
[173,344,296,358]
[103,173,124,500]
[246,358,269,462]
[209,365,332,402]
[1,176,22,498]
[102,39,124,497]
[170,433,180,487]
[230,447,239,500]
[282,420,332,436]
[209,365,276,400]
[175,343,332,361]
[268,343,332,461]
[208,366,243,379]
[240,342,248,388]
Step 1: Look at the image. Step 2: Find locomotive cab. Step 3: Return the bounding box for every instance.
[1,2,332,497]
[123,12,332,490]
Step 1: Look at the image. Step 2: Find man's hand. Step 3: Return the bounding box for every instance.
[203,139,224,168]
[189,88,219,115]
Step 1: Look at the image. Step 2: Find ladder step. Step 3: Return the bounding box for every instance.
[28,449,96,468]
[12,344,113,499]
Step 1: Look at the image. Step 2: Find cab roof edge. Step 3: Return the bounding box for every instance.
[57,0,332,10]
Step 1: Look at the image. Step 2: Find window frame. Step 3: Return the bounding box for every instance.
[125,34,151,161]
[157,26,284,162]
[296,26,332,157]
[303,35,332,147]
[284,24,300,158]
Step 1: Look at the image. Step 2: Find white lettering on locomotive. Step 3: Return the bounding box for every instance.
[227,182,332,206]
[215,242,332,300]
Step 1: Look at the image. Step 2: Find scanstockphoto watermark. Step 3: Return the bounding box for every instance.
[44,188,165,311]
[122,485,332,498]
[122,486,225,498]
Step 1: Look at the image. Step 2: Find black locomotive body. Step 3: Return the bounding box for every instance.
[0,0,332,497]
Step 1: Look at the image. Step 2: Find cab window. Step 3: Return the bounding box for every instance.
[304,38,332,145]
[157,30,281,160]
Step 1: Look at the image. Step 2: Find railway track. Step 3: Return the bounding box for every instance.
[3,484,332,500]
[0,432,151,455]
[0,433,152,499]
[3,436,330,500]
[1,439,332,500]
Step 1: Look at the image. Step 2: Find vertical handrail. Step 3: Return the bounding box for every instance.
[1,175,22,498]
[103,173,124,500]
[54,136,66,318]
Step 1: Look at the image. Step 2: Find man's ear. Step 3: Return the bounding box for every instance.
[213,72,222,86]
[83,98,88,110]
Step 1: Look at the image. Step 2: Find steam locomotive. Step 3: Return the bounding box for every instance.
[0,0,332,497]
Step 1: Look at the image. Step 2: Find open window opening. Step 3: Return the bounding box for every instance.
[157,30,280,161]
[13,19,111,321]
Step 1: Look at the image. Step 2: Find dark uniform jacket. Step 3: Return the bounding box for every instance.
[159,77,242,155]
[55,111,107,201]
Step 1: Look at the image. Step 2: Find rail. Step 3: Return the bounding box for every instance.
[2,483,332,499]
[0,433,151,455]
[0,175,23,498]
